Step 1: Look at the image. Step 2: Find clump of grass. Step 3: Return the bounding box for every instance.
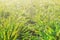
[0,0,60,40]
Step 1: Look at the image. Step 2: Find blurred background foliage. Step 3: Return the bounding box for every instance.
[0,0,60,40]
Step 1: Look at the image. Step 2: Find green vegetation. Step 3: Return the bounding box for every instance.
[0,0,60,40]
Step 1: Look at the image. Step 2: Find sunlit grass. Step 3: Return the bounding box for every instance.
[0,0,60,40]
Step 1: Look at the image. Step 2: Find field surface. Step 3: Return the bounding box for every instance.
[0,0,60,40]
